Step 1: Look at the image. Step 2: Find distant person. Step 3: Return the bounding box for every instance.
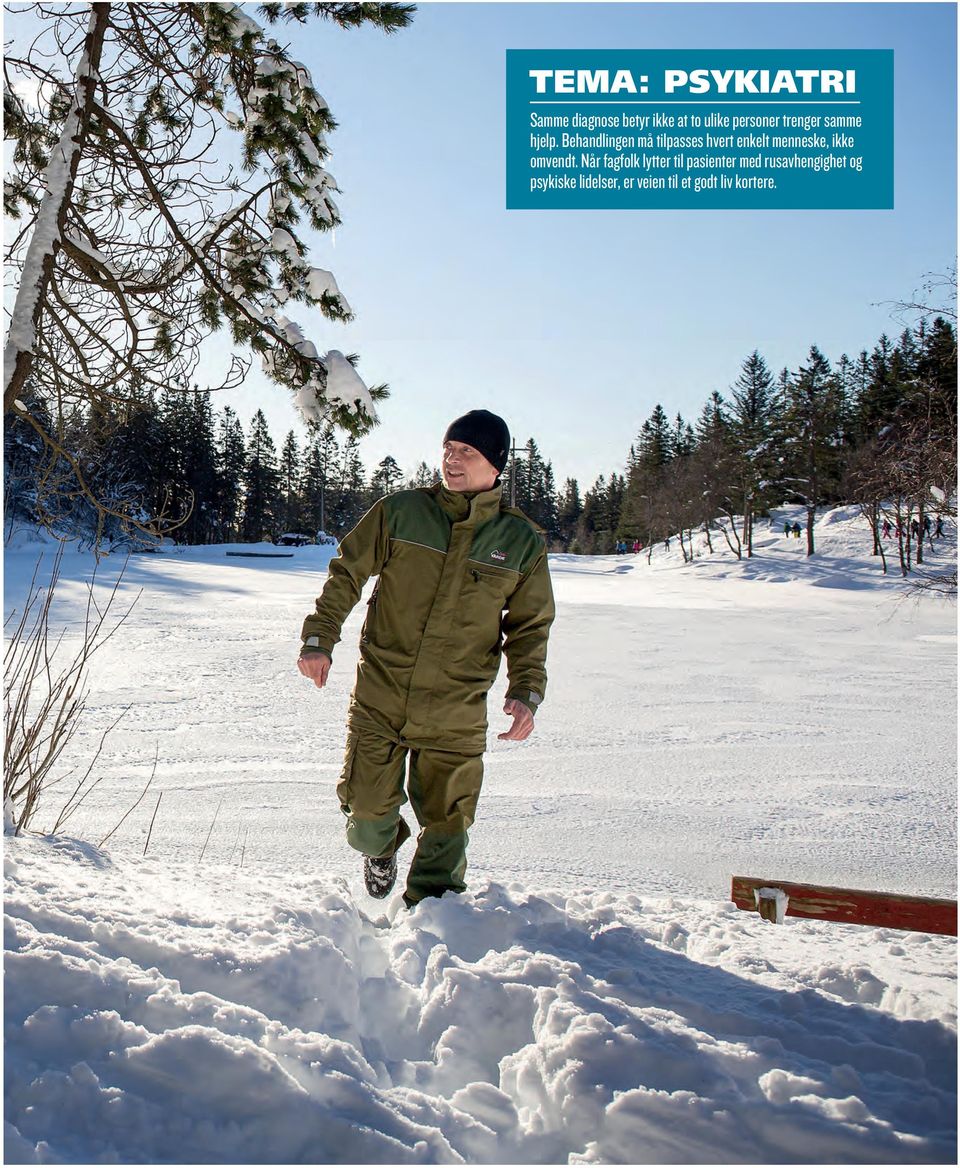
[783,521,791,536]
[632,539,640,554]
[936,516,945,538]
[910,519,920,539]
[792,522,801,539]
[924,515,932,537]
[297,410,554,907]
[882,519,892,539]
[664,536,671,550]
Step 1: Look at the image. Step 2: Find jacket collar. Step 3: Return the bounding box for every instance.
[433,481,503,526]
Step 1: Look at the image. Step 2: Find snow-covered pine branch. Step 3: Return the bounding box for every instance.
[3,1,413,534]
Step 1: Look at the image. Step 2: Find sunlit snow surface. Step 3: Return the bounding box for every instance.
[4,506,957,1163]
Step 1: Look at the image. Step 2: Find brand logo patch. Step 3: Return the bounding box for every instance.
[490,549,507,562]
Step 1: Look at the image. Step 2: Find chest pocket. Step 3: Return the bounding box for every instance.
[466,565,514,609]
[457,566,515,662]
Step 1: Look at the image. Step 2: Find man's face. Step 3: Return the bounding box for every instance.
[442,440,499,493]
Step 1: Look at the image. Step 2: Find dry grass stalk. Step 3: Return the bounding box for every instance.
[4,543,140,834]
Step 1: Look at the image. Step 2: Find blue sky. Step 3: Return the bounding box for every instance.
[226,0,955,489]
[21,1,959,490]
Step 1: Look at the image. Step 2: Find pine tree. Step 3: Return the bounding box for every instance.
[540,461,560,543]
[3,382,61,530]
[216,406,247,541]
[406,461,440,489]
[694,391,728,447]
[834,353,857,448]
[241,409,280,541]
[854,335,901,441]
[557,478,583,548]
[607,473,626,536]
[915,316,957,433]
[689,392,739,556]
[278,431,302,533]
[70,385,171,544]
[575,475,609,554]
[180,390,221,543]
[326,435,366,533]
[637,404,672,472]
[729,350,776,555]
[671,413,694,459]
[370,455,404,500]
[4,1,412,536]
[300,425,338,536]
[152,385,194,531]
[779,346,844,555]
[620,404,672,542]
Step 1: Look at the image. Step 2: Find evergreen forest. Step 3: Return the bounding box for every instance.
[5,314,956,570]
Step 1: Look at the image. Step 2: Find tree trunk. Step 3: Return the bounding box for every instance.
[876,530,887,575]
[719,512,742,559]
[3,3,111,411]
[740,493,753,558]
[896,499,908,576]
[916,502,925,565]
[806,444,817,557]
[864,503,887,574]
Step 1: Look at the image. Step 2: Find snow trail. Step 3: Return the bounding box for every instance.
[4,835,956,1164]
[3,508,956,1161]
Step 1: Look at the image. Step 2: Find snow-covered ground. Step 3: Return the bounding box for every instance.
[4,505,957,1163]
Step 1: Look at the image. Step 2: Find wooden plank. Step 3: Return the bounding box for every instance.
[731,875,957,936]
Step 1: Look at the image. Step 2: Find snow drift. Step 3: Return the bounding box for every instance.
[3,504,956,1162]
[4,835,956,1164]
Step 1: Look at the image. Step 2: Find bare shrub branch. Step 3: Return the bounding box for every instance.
[4,544,140,834]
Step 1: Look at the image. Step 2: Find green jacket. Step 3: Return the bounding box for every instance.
[301,483,555,751]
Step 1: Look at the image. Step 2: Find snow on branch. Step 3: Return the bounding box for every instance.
[3,0,411,498]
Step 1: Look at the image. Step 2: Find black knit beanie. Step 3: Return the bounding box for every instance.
[443,410,511,474]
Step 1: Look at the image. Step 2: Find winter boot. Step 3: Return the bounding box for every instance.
[363,853,397,899]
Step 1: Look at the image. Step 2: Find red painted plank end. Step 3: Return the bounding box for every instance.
[730,876,957,936]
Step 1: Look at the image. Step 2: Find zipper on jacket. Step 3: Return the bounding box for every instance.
[361,582,379,643]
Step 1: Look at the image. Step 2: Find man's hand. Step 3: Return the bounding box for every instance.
[297,652,331,689]
[498,698,535,742]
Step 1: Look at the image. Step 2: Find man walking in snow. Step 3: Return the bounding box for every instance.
[297,410,555,907]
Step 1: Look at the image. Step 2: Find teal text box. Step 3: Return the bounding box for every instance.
[506,50,893,210]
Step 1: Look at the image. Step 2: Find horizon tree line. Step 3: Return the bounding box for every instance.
[5,313,956,583]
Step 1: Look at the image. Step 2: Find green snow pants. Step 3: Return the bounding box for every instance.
[336,724,484,905]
